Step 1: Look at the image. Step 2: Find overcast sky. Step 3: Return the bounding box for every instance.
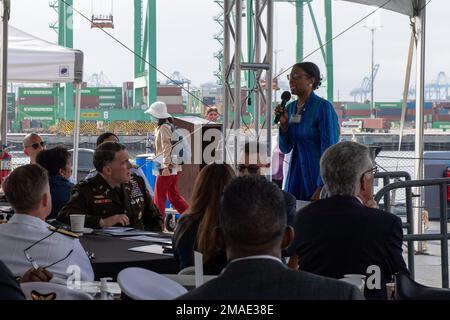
[9,0,450,101]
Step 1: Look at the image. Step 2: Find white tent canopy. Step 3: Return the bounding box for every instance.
[340,0,417,17]
[0,24,83,180]
[5,25,83,83]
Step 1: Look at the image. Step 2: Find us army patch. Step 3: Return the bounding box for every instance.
[130,179,143,198]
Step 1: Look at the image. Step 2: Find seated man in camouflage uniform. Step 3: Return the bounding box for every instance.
[58,142,163,231]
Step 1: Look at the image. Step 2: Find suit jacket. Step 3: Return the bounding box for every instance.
[0,261,25,300]
[290,195,408,299]
[48,175,74,220]
[283,190,297,227]
[177,258,364,300]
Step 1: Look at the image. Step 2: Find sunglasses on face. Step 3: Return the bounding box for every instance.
[25,141,46,150]
[237,164,261,174]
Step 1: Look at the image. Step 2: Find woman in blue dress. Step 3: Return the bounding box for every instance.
[276,62,339,201]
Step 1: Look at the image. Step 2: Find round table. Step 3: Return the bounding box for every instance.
[80,234,178,280]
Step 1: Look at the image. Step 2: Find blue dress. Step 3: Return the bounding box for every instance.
[279,92,339,200]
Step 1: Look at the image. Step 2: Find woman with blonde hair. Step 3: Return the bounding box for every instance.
[173,163,235,274]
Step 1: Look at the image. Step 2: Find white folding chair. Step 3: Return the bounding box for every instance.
[20,282,93,300]
[178,266,195,275]
[117,267,187,300]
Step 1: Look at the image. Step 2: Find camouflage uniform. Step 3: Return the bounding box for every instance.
[58,173,163,231]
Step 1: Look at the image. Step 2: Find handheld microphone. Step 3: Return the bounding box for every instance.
[274,91,292,124]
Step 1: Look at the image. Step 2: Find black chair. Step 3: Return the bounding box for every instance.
[395,272,450,300]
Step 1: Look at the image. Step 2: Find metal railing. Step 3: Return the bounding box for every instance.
[374,177,450,288]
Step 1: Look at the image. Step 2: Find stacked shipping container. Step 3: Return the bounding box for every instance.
[17,87,57,128]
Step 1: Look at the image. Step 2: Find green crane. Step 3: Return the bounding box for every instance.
[49,0,73,119]
[214,0,334,107]
[134,0,157,108]
[49,0,157,114]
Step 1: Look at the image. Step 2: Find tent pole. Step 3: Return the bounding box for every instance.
[73,82,82,182]
[414,0,426,253]
[0,0,10,144]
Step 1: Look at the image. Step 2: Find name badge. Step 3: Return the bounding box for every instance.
[290,114,301,124]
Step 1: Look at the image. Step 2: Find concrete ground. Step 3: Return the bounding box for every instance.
[407,221,450,288]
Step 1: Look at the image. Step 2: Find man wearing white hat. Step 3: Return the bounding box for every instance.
[145,102,189,221]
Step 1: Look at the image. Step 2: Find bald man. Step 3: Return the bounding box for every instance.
[23,133,46,164]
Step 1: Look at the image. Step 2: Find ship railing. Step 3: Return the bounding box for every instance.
[374,177,450,288]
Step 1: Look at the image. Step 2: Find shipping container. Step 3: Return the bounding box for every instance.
[344,103,371,110]
[436,109,450,115]
[18,87,56,97]
[433,114,450,122]
[166,105,184,114]
[406,109,433,116]
[157,86,182,96]
[123,82,134,90]
[74,88,99,96]
[74,96,100,108]
[99,95,122,101]
[157,96,183,106]
[203,96,216,106]
[345,109,372,117]
[432,122,450,129]
[406,101,433,110]
[98,87,122,95]
[18,96,55,106]
[378,115,401,121]
[376,108,402,116]
[375,102,402,109]
[361,118,390,131]
[99,102,122,108]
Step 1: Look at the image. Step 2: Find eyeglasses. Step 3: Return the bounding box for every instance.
[362,166,378,176]
[237,164,261,174]
[25,141,46,150]
[24,228,74,270]
[287,73,309,81]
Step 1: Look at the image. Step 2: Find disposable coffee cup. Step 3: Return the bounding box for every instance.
[70,214,85,233]
[386,282,395,300]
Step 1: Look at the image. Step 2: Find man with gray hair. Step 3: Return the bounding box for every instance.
[289,141,407,299]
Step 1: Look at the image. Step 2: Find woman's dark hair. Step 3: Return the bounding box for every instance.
[97,132,119,146]
[293,61,322,90]
[158,118,173,126]
[174,164,235,264]
[36,146,71,177]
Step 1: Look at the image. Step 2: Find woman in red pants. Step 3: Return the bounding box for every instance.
[145,101,189,220]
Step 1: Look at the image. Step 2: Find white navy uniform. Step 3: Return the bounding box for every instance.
[0,214,94,281]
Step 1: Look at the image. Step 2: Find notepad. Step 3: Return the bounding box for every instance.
[128,244,173,256]
[121,235,172,245]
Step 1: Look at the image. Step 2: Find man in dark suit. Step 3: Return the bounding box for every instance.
[177,176,364,300]
[289,141,408,299]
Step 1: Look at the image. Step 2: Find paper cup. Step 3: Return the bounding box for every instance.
[386,282,395,300]
[70,214,85,233]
